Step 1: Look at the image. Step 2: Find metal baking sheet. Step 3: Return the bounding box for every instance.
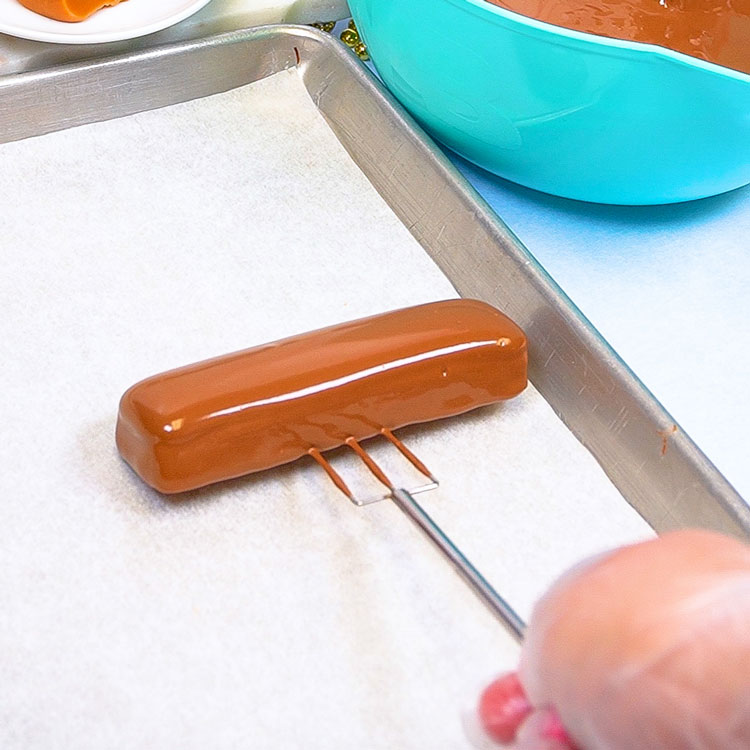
[0,23,747,540]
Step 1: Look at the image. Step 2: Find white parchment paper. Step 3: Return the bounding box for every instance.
[0,69,652,749]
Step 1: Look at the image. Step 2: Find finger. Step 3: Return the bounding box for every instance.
[518,530,750,750]
[514,708,579,750]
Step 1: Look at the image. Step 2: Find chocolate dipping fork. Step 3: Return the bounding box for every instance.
[310,432,526,642]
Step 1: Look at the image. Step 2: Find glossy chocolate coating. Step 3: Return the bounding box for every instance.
[116,299,527,494]
[487,0,750,75]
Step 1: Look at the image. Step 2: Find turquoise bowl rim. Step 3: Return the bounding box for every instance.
[443,0,750,84]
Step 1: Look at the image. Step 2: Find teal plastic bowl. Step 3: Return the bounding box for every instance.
[349,0,750,204]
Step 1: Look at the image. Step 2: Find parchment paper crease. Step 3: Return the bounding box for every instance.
[0,69,652,749]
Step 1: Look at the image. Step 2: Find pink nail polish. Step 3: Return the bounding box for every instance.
[478,672,533,744]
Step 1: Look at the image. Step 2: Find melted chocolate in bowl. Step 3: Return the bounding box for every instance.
[486,0,750,75]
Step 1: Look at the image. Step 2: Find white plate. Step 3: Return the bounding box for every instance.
[0,0,212,44]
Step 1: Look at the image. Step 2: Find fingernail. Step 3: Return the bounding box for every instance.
[477,672,533,744]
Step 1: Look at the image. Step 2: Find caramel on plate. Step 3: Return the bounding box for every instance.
[18,0,127,22]
[116,299,528,494]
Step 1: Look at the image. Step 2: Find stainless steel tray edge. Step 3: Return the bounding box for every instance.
[0,30,300,143]
[0,0,348,78]
[297,34,750,540]
[2,25,747,540]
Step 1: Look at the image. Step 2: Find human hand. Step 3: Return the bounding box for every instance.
[476,530,750,749]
